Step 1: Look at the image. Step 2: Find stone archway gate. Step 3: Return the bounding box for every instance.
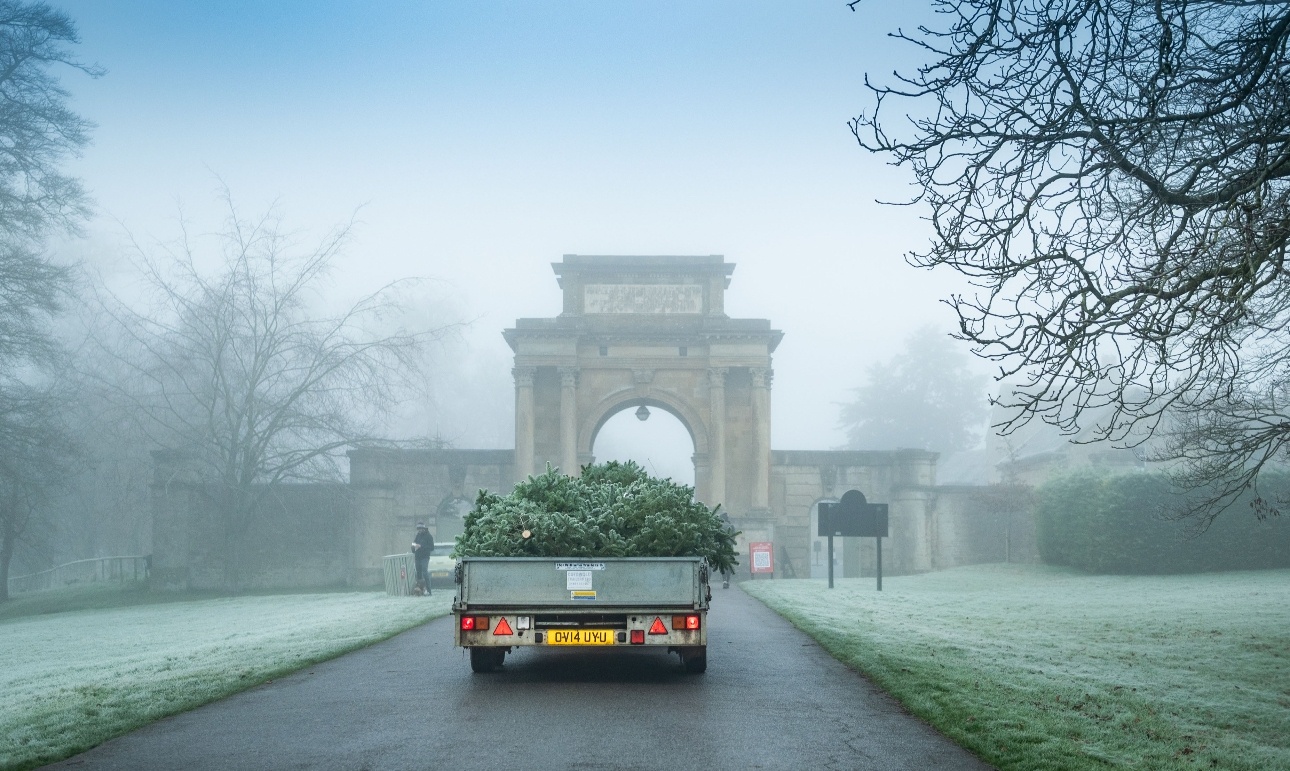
[503,255,782,521]
[150,253,1022,590]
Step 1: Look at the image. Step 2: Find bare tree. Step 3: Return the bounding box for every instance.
[851,0,1290,523]
[94,195,453,590]
[0,1,99,237]
[0,1,97,596]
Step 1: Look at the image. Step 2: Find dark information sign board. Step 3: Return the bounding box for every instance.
[819,490,889,591]
[820,490,888,538]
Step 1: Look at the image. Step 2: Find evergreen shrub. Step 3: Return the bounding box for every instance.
[452,461,740,573]
[1036,470,1290,573]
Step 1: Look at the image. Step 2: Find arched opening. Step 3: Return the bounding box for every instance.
[809,498,841,580]
[591,404,696,487]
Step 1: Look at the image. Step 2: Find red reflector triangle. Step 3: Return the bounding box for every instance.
[648,617,667,635]
[494,617,513,636]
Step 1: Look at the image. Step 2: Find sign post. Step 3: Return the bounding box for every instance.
[819,490,888,591]
[818,502,836,588]
[876,533,883,592]
[749,541,774,579]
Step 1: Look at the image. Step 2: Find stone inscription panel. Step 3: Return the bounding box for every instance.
[584,284,703,314]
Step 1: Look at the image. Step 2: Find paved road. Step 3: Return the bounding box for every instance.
[45,585,992,770]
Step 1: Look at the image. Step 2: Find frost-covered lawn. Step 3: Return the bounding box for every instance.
[0,590,450,771]
[742,564,1290,771]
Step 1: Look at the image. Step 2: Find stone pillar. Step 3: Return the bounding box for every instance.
[750,367,773,510]
[513,366,536,479]
[692,451,711,503]
[707,367,727,508]
[559,367,579,476]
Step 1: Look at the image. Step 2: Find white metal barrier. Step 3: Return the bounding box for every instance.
[7,556,150,595]
[382,553,419,596]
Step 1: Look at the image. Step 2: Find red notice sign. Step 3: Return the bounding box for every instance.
[749,541,774,574]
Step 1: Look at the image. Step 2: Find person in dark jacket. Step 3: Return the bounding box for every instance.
[411,522,435,595]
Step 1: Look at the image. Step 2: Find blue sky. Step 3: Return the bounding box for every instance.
[53,1,975,471]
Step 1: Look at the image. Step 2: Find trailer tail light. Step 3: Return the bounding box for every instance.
[672,614,701,631]
[630,629,645,644]
[460,615,489,631]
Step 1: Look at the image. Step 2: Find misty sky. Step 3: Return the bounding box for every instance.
[53,1,983,478]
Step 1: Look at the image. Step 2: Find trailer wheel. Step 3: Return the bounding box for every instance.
[470,647,504,673]
[682,647,707,674]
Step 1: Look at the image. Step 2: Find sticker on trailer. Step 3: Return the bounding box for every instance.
[554,562,606,571]
[566,570,593,590]
[571,590,597,601]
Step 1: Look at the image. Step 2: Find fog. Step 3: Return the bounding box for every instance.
[53,1,981,461]
[9,6,1285,768]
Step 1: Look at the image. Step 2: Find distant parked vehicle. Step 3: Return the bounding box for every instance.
[427,542,457,588]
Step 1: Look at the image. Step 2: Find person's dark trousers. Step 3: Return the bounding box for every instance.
[415,559,431,594]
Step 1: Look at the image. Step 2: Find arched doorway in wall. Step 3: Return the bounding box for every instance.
[809,497,841,580]
[590,403,696,488]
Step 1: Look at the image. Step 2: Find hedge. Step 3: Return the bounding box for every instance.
[1036,470,1290,573]
[452,461,740,573]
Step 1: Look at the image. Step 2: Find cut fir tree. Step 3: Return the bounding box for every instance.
[452,461,739,575]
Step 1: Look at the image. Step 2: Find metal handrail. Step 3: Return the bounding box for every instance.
[7,555,150,595]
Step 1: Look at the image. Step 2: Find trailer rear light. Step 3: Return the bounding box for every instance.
[460,615,489,631]
[630,629,645,644]
[672,614,701,630]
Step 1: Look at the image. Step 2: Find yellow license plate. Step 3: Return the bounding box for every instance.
[546,629,616,646]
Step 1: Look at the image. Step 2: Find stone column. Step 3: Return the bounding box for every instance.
[707,367,728,508]
[692,451,711,504]
[513,366,536,480]
[558,367,579,476]
[750,367,773,510]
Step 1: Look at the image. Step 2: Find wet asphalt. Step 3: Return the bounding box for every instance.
[42,584,992,770]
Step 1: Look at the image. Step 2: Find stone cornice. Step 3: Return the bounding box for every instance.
[503,324,784,352]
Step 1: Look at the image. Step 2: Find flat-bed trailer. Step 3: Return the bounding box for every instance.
[453,556,712,673]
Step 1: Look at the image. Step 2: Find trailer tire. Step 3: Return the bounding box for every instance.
[683,647,707,674]
[470,647,504,673]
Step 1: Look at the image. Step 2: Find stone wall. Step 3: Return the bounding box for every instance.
[767,450,939,580]
[150,477,354,591]
[348,448,516,586]
[150,447,1038,590]
[931,485,1039,567]
[756,451,1038,581]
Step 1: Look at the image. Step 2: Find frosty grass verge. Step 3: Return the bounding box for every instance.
[743,564,1290,771]
[0,591,450,770]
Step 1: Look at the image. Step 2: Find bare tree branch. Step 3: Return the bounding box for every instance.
[853,0,1290,525]
[89,192,461,589]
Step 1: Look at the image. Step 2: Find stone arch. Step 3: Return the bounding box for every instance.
[503,255,782,517]
[580,387,710,464]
